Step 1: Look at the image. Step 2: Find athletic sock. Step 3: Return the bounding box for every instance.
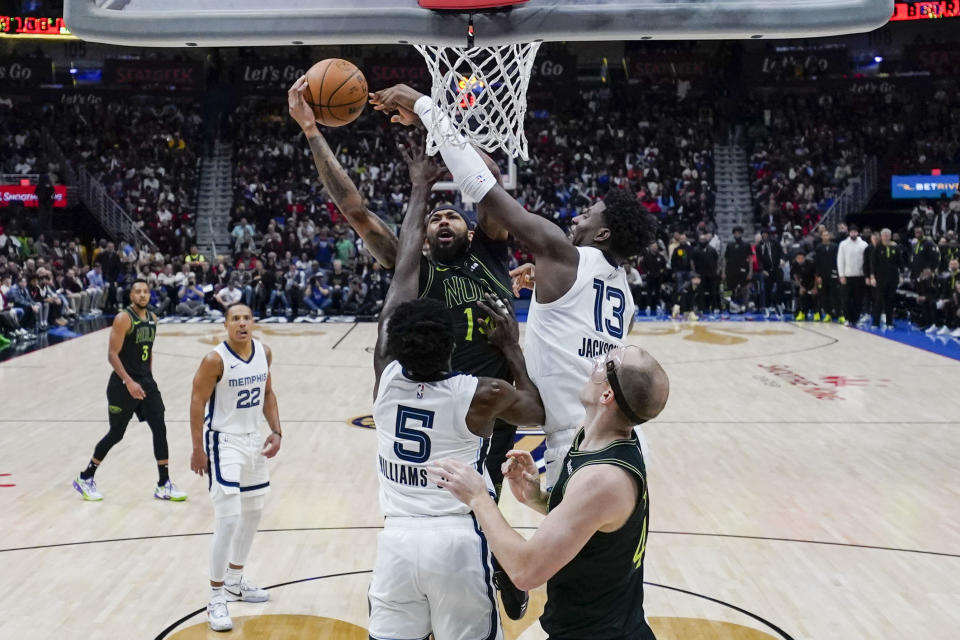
[210,586,224,601]
[80,460,99,480]
[225,566,242,587]
[157,463,169,486]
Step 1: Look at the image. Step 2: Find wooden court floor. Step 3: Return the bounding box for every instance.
[1,321,958,640]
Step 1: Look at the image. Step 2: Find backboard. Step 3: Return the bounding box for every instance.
[66,0,894,48]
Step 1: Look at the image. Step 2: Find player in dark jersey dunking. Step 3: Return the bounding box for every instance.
[287,78,529,618]
[433,345,669,639]
[73,279,186,502]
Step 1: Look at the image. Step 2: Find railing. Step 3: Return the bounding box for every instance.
[817,155,878,233]
[76,167,157,250]
[42,128,156,251]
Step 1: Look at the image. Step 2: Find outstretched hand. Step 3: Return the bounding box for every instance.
[509,263,536,297]
[369,84,427,124]
[288,75,318,133]
[476,293,518,351]
[398,135,447,186]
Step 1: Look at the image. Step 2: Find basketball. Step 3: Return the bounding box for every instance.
[304,58,368,127]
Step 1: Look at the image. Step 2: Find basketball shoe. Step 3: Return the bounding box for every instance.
[494,570,529,620]
[73,475,103,501]
[154,480,188,501]
[207,596,233,632]
[224,577,269,603]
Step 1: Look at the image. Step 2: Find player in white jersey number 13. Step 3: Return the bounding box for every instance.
[370,84,658,491]
[368,139,545,640]
[189,303,282,633]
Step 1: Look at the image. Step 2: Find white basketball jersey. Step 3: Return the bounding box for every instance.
[373,360,494,517]
[206,339,269,435]
[525,246,637,433]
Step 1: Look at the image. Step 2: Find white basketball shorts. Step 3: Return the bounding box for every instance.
[368,515,503,640]
[205,429,270,517]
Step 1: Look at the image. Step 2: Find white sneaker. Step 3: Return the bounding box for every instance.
[224,578,269,603]
[952,328,960,339]
[938,326,952,336]
[154,480,187,501]
[925,325,940,334]
[73,475,103,501]
[207,598,233,632]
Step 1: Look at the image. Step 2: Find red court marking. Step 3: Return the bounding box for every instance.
[0,472,14,487]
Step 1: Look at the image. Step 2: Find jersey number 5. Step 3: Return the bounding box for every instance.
[592,279,626,339]
[394,405,434,463]
[237,388,261,409]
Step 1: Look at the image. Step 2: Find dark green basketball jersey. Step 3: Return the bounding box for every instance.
[542,428,655,640]
[119,306,157,381]
[418,229,514,380]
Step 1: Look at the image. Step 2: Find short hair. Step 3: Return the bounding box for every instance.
[386,299,455,380]
[601,189,656,260]
[225,302,252,318]
[131,278,149,289]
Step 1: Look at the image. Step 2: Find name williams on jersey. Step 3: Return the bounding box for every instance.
[378,455,429,488]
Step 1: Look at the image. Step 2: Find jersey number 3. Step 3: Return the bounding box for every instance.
[394,405,434,463]
[236,388,261,409]
[593,279,626,339]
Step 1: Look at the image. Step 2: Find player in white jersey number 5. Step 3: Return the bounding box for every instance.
[189,303,282,632]
[370,84,657,491]
[369,140,545,640]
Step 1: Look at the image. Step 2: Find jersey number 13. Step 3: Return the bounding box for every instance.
[593,278,626,339]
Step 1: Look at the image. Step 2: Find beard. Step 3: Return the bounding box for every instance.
[429,234,471,264]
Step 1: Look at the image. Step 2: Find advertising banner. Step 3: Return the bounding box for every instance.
[0,58,54,86]
[103,59,203,88]
[891,175,960,199]
[0,185,68,208]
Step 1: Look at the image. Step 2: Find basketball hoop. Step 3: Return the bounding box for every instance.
[415,40,540,160]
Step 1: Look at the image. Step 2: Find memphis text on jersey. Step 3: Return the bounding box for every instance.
[378,455,429,488]
[578,336,618,358]
[228,373,268,388]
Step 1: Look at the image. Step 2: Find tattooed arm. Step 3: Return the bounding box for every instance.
[288,76,399,268]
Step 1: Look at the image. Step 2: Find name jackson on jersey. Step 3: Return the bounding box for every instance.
[578,337,619,358]
[378,455,430,488]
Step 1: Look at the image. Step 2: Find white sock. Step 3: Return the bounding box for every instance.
[209,513,239,585]
[210,586,224,601]
[225,566,242,587]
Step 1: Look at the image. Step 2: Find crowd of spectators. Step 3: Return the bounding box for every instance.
[744,88,903,236]
[46,99,203,254]
[4,74,960,347]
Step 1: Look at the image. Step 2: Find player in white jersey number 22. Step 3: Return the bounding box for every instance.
[189,303,283,632]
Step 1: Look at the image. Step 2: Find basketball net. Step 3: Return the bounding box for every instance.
[415,41,541,160]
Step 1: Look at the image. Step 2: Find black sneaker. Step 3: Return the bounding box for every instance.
[493,570,528,620]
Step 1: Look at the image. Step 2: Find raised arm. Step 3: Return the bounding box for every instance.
[370,85,579,266]
[289,76,399,268]
[373,140,446,395]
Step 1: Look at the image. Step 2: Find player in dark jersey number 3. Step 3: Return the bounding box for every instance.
[73,279,186,502]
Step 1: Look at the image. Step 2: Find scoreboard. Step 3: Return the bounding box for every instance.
[891,1,960,20]
[0,15,73,37]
